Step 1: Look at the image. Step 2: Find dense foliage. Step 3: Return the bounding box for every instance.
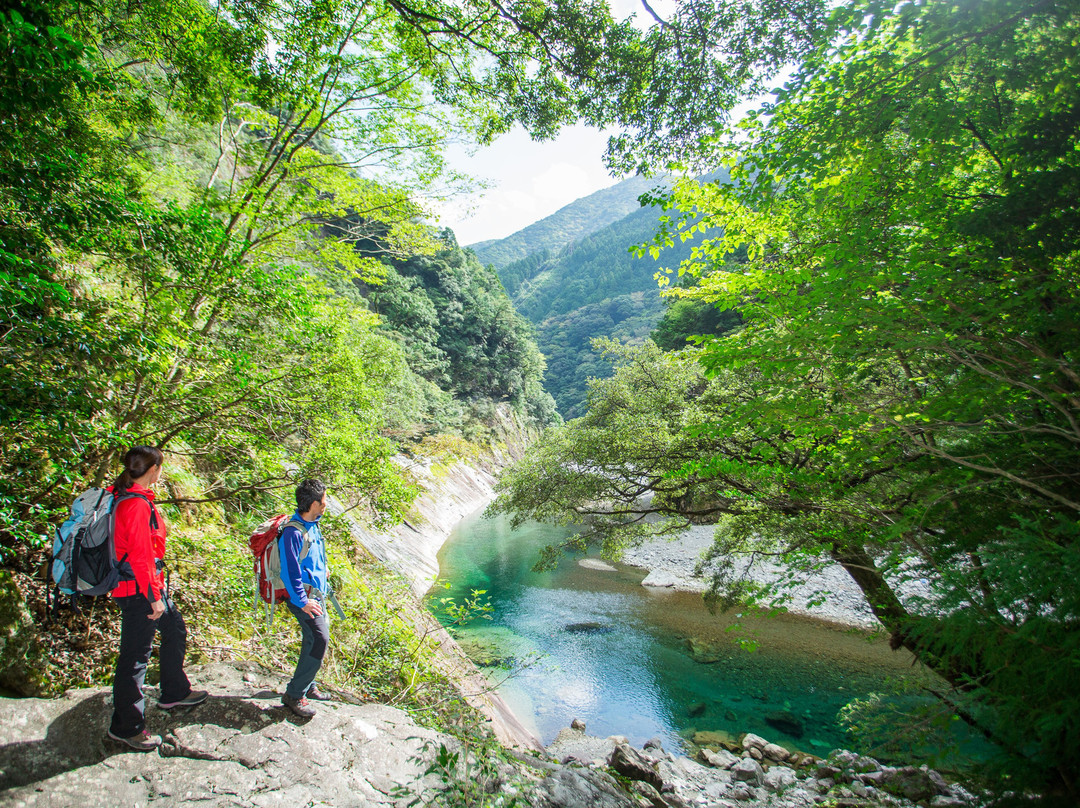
[370,235,557,427]
[537,293,664,419]
[495,0,1080,798]
[1,0,828,558]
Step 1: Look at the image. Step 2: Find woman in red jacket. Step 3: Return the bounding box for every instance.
[107,446,207,751]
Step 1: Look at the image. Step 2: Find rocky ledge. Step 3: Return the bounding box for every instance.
[0,662,977,808]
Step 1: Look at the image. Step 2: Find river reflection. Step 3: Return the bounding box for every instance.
[430,507,927,754]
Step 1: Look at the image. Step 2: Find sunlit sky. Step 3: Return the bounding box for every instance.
[435,124,622,246]
[434,0,676,247]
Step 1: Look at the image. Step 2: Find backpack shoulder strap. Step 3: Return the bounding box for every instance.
[281,519,313,560]
[113,492,159,531]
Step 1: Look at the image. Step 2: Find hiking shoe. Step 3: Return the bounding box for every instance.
[282,693,316,717]
[107,729,162,752]
[157,689,209,710]
[306,684,332,701]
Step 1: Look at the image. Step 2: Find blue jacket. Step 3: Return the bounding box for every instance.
[278,511,328,608]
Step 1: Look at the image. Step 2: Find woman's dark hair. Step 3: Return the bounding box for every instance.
[296,479,326,515]
[112,446,164,497]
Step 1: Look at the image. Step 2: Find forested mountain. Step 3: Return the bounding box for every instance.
[487,171,725,417]
[468,174,667,270]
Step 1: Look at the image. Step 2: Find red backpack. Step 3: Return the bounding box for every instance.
[249,515,310,620]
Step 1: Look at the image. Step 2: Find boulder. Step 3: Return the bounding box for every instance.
[578,558,618,572]
[762,742,791,762]
[731,758,765,788]
[740,733,768,751]
[538,767,639,808]
[882,766,952,802]
[858,770,886,787]
[609,743,665,792]
[699,748,740,770]
[643,737,664,752]
[630,777,660,808]
[763,766,799,793]
[571,718,587,731]
[642,571,678,588]
[726,784,754,801]
[686,639,726,663]
[547,727,617,764]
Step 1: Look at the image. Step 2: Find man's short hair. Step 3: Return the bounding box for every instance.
[296,479,327,514]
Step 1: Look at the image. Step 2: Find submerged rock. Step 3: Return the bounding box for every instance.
[764,710,805,739]
[578,558,618,572]
[687,702,708,718]
[686,638,728,664]
[692,729,741,751]
[564,622,614,634]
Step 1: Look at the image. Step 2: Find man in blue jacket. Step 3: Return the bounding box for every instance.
[279,479,333,717]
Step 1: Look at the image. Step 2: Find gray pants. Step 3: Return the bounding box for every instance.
[285,596,329,700]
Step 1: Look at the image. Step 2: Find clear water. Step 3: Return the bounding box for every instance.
[429,508,932,756]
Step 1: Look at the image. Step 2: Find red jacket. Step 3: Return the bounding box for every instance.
[109,483,166,601]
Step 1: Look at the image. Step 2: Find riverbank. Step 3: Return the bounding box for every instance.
[621,525,931,630]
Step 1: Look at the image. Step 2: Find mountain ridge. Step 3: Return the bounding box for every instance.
[467,173,670,270]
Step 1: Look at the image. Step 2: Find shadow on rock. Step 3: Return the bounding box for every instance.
[0,692,288,791]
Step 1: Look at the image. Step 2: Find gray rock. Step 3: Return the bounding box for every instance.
[641,571,677,588]
[571,718,587,731]
[748,747,763,761]
[930,796,969,807]
[852,755,881,774]
[628,779,666,808]
[643,737,664,752]
[547,727,617,764]
[0,662,470,807]
[763,765,799,793]
[740,733,768,751]
[538,767,638,808]
[882,765,952,801]
[816,763,842,780]
[700,748,740,770]
[609,743,665,791]
[762,742,790,762]
[858,770,886,787]
[731,757,765,787]
[726,784,754,801]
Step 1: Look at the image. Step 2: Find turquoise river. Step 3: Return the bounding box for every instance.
[429,508,934,757]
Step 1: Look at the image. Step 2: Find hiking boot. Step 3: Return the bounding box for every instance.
[282,693,316,717]
[107,729,162,752]
[306,684,332,701]
[158,689,209,710]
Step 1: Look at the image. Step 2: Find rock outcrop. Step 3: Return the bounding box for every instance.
[0,662,625,808]
[0,670,979,808]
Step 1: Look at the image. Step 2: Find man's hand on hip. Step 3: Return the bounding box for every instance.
[301,600,323,618]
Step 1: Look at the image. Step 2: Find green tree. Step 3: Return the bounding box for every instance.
[497,0,1080,796]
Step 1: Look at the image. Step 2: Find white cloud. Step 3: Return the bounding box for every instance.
[436,125,619,245]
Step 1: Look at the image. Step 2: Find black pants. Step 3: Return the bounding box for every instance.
[110,595,190,737]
